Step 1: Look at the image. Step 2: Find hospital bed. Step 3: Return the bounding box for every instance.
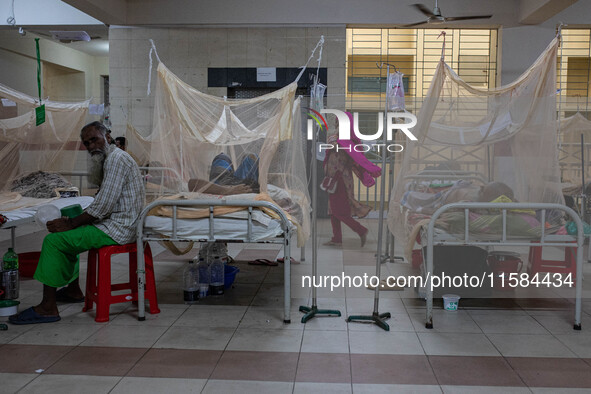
[423,202,584,330]
[393,170,585,330]
[135,196,294,323]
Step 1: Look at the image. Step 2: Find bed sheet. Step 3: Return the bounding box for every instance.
[144,210,289,241]
[0,196,94,226]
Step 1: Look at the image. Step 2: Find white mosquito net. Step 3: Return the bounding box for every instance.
[388,36,562,248]
[130,62,311,246]
[0,82,89,195]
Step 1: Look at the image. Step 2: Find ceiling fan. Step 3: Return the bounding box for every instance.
[403,0,492,27]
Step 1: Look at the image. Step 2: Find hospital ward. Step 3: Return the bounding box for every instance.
[4,1,591,393]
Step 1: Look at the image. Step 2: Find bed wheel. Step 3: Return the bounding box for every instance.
[425,322,433,329]
[284,319,291,324]
[574,324,582,331]
[138,316,146,321]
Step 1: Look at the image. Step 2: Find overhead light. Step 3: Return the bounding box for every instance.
[49,30,91,43]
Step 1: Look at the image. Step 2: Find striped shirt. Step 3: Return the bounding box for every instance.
[86,145,145,244]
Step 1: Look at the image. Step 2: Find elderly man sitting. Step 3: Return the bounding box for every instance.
[9,121,145,324]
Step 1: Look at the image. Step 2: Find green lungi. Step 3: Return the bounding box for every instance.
[34,225,118,288]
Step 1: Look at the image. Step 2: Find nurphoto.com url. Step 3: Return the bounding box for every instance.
[301,272,574,292]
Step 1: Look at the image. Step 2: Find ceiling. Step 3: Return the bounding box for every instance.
[0,0,581,58]
[61,0,577,27]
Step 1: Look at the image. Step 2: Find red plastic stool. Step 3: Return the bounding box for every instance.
[83,242,160,322]
[527,242,577,279]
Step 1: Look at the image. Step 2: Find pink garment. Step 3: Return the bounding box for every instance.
[336,112,382,187]
[328,177,368,242]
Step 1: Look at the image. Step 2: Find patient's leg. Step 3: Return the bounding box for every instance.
[235,154,259,183]
[189,178,253,195]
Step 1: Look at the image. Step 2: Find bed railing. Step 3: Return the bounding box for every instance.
[404,172,488,185]
[135,198,293,323]
[58,171,91,192]
[139,166,185,196]
[425,202,584,330]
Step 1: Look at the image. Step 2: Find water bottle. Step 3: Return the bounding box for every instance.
[209,255,224,296]
[183,259,199,304]
[211,243,220,261]
[1,248,19,299]
[197,257,210,298]
[2,248,18,270]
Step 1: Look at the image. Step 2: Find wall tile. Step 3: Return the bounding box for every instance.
[207,29,229,68]
[131,68,150,98]
[307,27,327,40]
[109,27,131,40]
[286,37,307,66]
[267,35,287,67]
[131,39,151,69]
[326,26,346,38]
[131,101,154,128]
[188,34,209,67]
[131,27,169,41]
[326,37,346,68]
[228,28,248,66]
[247,42,267,68]
[168,39,190,69]
[109,67,131,89]
[328,67,346,89]
[109,40,131,69]
[187,68,207,90]
[207,87,228,97]
[285,28,307,39]
[109,86,131,100]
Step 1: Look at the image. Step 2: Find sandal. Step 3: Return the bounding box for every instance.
[276,257,300,265]
[323,240,342,246]
[9,307,61,325]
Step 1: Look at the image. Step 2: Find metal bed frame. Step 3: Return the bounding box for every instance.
[424,202,584,330]
[403,172,488,187]
[135,198,293,323]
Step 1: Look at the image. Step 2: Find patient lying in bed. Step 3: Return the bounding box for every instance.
[188,178,254,195]
[402,180,514,215]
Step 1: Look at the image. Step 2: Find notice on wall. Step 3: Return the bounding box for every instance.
[257,67,276,82]
[89,103,105,115]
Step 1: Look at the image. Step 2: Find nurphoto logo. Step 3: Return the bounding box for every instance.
[306,109,417,153]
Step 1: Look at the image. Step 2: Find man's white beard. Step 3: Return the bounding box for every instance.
[88,152,106,187]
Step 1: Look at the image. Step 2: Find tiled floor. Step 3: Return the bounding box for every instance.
[2,218,591,393]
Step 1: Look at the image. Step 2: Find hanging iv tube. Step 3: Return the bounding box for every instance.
[376,62,398,72]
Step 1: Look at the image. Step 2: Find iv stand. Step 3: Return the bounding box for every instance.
[346,64,393,331]
[378,62,404,264]
[299,73,342,323]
